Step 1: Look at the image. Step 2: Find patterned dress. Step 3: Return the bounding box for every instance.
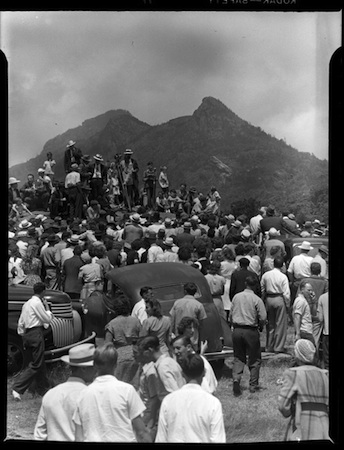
[22,257,42,286]
[278,365,330,441]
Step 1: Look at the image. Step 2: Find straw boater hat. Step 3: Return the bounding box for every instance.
[298,241,313,251]
[38,168,45,173]
[183,222,192,229]
[66,140,76,148]
[9,177,21,185]
[190,215,200,223]
[268,227,280,237]
[241,229,251,240]
[67,234,82,245]
[93,154,104,162]
[163,237,174,247]
[288,213,296,220]
[18,219,32,229]
[60,343,95,366]
[130,213,141,223]
[319,245,329,255]
[124,149,133,155]
[81,154,91,162]
[232,220,242,228]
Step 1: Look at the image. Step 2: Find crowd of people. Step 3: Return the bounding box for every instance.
[8,140,330,443]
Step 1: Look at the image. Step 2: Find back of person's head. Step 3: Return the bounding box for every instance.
[177,245,192,261]
[179,353,204,379]
[222,246,235,261]
[245,275,258,289]
[310,262,321,276]
[140,286,153,297]
[208,260,221,274]
[184,282,198,296]
[94,342,118,375]
[95,244,106,259]
[73,245,82,256]
[88,244,97,258]
[62,230,71,241]
[197,245,207,258]
[104,237,113,251]
[273,256,284,269]
[33,281,46,295]
[235,242,245,256]
[137,335,160,353]
[239,257,250,268]
[177,316,198,334]
[113,295,132,317]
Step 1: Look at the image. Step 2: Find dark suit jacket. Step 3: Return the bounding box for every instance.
[229,268,261,300]
[62,255,85,294]
[64,146,83,173]
[260,216,300,236]
[89,163,108,184]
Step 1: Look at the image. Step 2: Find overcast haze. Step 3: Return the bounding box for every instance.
[1,11,341,168]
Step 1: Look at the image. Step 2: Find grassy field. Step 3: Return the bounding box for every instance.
[5,327,295,443]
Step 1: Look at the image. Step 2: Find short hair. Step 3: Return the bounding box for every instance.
[177,316,198,335]
[171,335,192,347]
[239,257,250,268]
[179,353,204,379]
[273,256,284,269]
[113,296,132,316]
[95,244,106,259]
[184,282,198,296]
[140,286,153,297]
[197,245,207,257]
[73,245,82,256]
[177,246,192,261]
[135,335,160,352]
[33,282,46,294]
[94,342,118,375]
[245,275,258,289]
[310,262,321,275]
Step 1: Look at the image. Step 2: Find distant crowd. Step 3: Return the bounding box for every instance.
[9,139,330,443]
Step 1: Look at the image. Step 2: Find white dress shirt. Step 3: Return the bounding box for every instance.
[65,171,80,188]
[34,377,87,441]
[287,253,313,279]
[131,298,148,325]
[155,383,225,443]
[260,268,291,306]
[17,295,53,335]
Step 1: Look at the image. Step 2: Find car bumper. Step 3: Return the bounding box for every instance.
[44,331,97,363]
[204,346,233,361]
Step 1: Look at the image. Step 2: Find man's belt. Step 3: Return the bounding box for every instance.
[301,402,328,413]
[266,293,283,297]
[25,326,44,333]
[233,324,257,330]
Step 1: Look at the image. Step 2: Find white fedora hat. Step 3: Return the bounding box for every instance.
[93,154,104,162]
[18,219,32,229]
[298,241,313,251]
[124,148,133,155]
[66,140,76,147]
[9,177,21,185]
[60,343,95,366]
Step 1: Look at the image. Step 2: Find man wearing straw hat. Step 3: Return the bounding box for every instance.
[287,240,314,304]
[89,154,107,202]
[8,176,21,209]
[34,344,96,441]
[119,149,140,207]
[64,140,83,174]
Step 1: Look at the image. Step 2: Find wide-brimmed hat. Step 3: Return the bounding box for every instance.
[38,168,45,173]
[130,213,141,223]
[304,221,312,228]
[67,234,82,245]
[313,219,321,225]
[90,199,99,206]
[189,186,197,193]
[9,177,21,185]
[190,215,200,223]
[47,233,59,243]
[241,229,251,239]
[225,214,235,221]
[298,241,313,251]
[288,213,296,220]
[294,339,315,364]
[60,343,95,366]
[93,154,104,162]
[268,227,280,237]
[163,237,174,247]
[183,222,192,229]
[147,231,157,240]
[319,245,329,255]
[81,154,91,162]
[232,220,242,228]
[266,205,275,214]
[66,140,76,148]
[164,217,172,225]
[16,230,28,237]
[71,163,79,170]
[18,219,32,229]
[124,149,133,155]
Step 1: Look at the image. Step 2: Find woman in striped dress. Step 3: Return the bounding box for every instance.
[278,339,330,441]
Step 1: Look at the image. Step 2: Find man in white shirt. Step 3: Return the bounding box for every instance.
[261,256,290,353]
[131,286,152,325]
[287,240,314,303]
[12,282,54,400]
[72,342,151,442]
[312,245,328,279]
[155,353,225,443]
[172,335,218,394]
[146,231,163,263]
[34,344,96,441]
[64,163,81,188]
[293,280,315,346]
[156,237,179,262]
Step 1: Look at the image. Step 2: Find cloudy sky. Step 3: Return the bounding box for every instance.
[1,10,341,167]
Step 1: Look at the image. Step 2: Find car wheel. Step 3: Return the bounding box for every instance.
[8,334,24,376]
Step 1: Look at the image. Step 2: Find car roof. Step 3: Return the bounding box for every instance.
[106,262,212,303]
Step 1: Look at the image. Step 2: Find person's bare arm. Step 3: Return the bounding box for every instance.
[132,416,153,442]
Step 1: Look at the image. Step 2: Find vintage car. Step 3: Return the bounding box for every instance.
[82,262,233,374]
[8,285,96,375]
[282,236,329,266]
